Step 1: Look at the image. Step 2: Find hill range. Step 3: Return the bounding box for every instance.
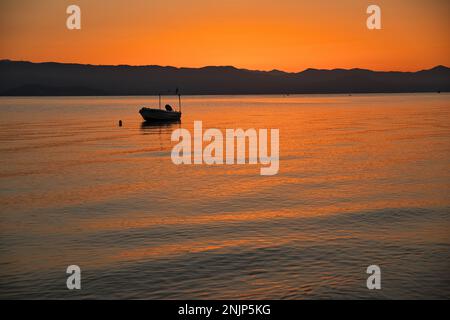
[0,60,449,96]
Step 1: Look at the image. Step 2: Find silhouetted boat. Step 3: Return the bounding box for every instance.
[139,107,181,121]
[139,93,182,122]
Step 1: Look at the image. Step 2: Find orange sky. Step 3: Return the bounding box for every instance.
[0,0,449,72]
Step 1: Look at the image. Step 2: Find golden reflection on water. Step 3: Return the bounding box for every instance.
[0,94,449,298]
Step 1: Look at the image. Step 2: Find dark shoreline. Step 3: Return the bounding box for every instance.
[0,91,448,98]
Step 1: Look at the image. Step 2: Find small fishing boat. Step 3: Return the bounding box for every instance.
[139,93,182,122]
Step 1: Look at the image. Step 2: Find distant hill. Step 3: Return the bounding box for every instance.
[0,60,449,96]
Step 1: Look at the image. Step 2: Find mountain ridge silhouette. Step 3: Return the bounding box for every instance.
[1,60,449,96]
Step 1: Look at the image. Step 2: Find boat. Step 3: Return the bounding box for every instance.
[139,107,181,121]
[139,93,182,122]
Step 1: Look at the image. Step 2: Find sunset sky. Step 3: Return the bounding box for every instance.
[0,0,449,72]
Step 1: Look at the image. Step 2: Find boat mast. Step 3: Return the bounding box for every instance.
[178,94,182,113]
[159,94,161,110]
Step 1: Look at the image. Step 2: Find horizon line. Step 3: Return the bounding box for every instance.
[1,58,448,74]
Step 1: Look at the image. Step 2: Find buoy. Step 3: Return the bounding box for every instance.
[119,120,123,127]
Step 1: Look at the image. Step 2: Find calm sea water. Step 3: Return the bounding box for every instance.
[0,94,449,299]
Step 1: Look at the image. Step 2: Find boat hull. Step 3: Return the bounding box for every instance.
[139,108,181,121]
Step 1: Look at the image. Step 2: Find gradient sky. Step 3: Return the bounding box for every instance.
[0,0,448,72]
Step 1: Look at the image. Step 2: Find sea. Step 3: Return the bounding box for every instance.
[0,93,449,299]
